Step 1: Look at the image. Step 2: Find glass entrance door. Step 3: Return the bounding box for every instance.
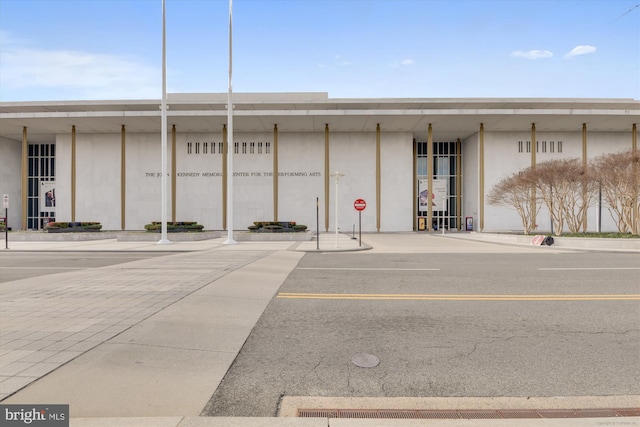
[27,143,56,230]
[416,141,462,230]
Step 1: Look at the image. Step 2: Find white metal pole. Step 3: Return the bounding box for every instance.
[224,0,236,245]
[157,0,171,245]
[442,198,445,234]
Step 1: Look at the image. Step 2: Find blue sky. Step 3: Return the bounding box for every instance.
[0,0,638,101]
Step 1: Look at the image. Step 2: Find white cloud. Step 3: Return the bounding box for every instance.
[389,58,416,68]
[565,45,597,57]
[0,35,160,99]
[511,50,553,60]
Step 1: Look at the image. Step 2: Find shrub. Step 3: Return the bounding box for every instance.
[263,225,284,231]
[247,221,308,232]
[144,221,204,232]
[45,221,102,231]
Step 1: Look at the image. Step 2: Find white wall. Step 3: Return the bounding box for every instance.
[46,127,637,233]
[462,133,479,231]
[481,131,635,233]
[55,134,72,226]
[0,137,23,229]
[585,132,635,232]
[125,132,174,230]
[174,133,223,229]
[278,132,325,231]
[380,132,414,232]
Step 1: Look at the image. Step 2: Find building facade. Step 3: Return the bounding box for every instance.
[1,93,638,233]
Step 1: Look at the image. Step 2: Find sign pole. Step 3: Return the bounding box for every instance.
[359,210,362,247]
[2,194,8,250]
[442,199,445,235]
[353,198,366,247]
[316,196,319,250]
[4,207,7,249]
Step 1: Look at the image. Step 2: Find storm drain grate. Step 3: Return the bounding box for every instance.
[297,408,640,419]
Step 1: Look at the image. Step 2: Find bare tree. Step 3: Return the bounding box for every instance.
[562,162,597,233]
[591,150,640,234]
[488,169,540,234]
[532,160,567,235]
[530,159,596,235]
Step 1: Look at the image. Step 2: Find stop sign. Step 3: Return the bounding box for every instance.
[354,199,366,211]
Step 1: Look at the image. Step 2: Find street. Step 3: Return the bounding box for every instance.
[204,251,640,417]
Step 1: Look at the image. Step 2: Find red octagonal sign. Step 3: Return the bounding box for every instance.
[354,199,366,211]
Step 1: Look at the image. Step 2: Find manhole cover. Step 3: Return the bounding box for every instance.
[351,353,379,368]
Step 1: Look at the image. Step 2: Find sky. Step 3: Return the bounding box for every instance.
[0,0,638,102]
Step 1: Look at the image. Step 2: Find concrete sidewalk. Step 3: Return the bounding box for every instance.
[1,232,638,426]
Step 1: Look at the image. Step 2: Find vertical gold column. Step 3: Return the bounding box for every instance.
[632,124,638,234]
[530,123,536,232]
[376,124,381,232]
[21,127,27,230]
[582,123,588,164]
[273,124,279,221]
[71,125,76,222]
[479,123,485,231]
[412,139,417,231]
[456,138,462,230]
[324,124,330,232]
[171,124,177,223]
[222,125,228,230]
[582,123,588,231]
[121,125,126,230]
[427,124,433,230]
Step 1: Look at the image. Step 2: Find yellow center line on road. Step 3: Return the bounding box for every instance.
[277,293,640,301]
[298,268,440,271]
[539,267,640,271]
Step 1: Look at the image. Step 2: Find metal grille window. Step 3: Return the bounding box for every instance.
[416,141,462,230]
[27,143,56,230]
[265,142,271,154]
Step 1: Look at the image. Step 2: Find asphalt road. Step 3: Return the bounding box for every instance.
[0,251,175,283]
[203,251,640,417]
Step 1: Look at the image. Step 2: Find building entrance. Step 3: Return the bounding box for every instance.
[415,141,462,231]
[27,143,56,230]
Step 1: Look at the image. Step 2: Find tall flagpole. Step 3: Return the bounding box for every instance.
[224,0,237,244]
[157,0,171,244]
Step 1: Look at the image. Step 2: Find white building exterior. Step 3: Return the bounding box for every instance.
[0,93,638,233]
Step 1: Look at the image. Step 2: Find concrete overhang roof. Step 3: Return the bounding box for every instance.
[1,93,638,144]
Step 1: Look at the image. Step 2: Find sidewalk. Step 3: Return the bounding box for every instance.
[1,232,638,427]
